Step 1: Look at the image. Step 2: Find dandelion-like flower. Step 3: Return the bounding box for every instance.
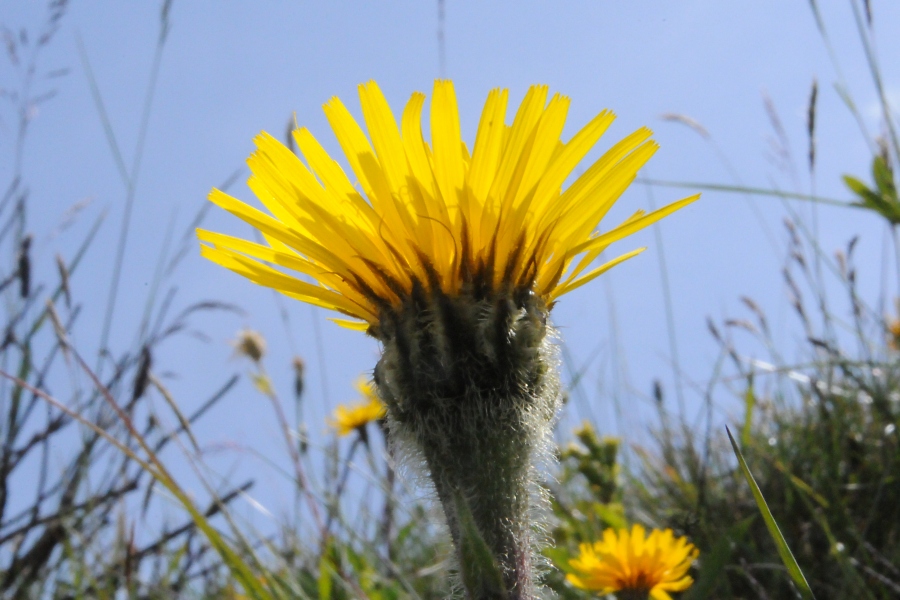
[328,378,386,437]
[567,525,699,600]
[199,80,696,599]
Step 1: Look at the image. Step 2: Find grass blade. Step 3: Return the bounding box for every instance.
[639,179,849,207]
[726,426,815,599]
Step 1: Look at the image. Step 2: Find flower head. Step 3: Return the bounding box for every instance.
[231,328,266,363]
[567,524,699,600]
[328,377,386,436]
[202,81,698,598]
[198,80,697,334]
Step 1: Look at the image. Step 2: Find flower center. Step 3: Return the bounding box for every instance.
[616,587,653,600]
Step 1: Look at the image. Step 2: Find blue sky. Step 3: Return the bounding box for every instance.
[3,0,898,527]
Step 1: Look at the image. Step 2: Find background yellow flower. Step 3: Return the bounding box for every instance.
[328,378,386,436]
[567,524,698,600]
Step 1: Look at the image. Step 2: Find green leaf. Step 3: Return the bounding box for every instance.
[844,161,900,224]
[454,490,507,599]
[726,427,816,600]
[843,175,884,210]
[843,174,871,197]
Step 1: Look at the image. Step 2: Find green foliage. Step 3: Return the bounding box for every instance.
[544,424,628,598]
[681,518,752,600]
[727,428,815,599]
[844,154,900,225]
[567,423,622,505]
[630,221,900,598]
[639,361,899,599]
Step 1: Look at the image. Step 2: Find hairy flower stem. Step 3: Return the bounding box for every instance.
[374,289,560,599]
[423,398,538,598]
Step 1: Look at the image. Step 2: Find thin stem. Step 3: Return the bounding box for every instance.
[259,370,324,538]
[323,433,363,539]
[379,438,397,560]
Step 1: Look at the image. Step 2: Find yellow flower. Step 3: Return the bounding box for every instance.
[567,524,699,600]
[198,80,697,332]
[328,378,386,436]
[888,318,900,350]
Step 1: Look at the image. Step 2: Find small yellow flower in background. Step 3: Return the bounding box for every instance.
[567,524,699,600]
[328,377,386,437]
[353,376,379,403]
[887,318,900,350]
[231,328,266,363]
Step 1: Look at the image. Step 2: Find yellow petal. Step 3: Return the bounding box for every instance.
[431,80,467,226]
[551,247,646,299]
[329,318,370,331]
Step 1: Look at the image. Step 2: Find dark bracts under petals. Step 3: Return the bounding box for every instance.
[374,286,550,414]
